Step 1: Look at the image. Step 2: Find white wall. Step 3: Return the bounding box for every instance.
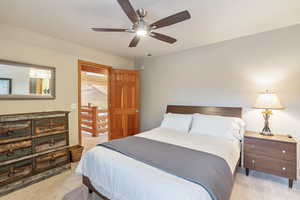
[136,24,300,171]
[0,24,134,145]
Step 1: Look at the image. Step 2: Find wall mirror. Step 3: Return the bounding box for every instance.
[0,60,55,99]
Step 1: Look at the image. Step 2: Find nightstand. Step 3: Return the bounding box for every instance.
[244,131,297,188]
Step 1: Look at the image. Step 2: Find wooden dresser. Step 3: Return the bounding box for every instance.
[244,131,297,188]
[0,111,71,196]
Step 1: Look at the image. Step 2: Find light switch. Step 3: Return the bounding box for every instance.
[71,103,77,110]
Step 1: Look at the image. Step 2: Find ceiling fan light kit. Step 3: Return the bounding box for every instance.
[134,18,150,37]
[92,0,191,47]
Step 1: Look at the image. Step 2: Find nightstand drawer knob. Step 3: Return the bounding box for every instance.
[282,150,286,154]
[282,167,286,171]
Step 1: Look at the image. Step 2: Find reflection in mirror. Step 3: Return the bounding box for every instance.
[0,78,12,95]
[29,68,52,95]
[0,60,55,99]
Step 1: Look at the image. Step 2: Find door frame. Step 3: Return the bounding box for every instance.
[77,60,112,145]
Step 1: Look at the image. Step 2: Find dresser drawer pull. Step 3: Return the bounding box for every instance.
[49,138,56,147]
[7,130,13,136]
[282,150,286,154]
[49,155,56,163]
[7,151,15,157]
[8,167,15,177]
[282,167,286,171]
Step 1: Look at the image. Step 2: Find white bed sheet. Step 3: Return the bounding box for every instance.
[76,128,240,200]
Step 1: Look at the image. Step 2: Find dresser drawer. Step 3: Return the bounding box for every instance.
[34,117,67,135]
[0,140,32,162]
[35,150,69,172]
[0,121,31,140]
[244,137,296,161]
[0,159,33,184]
[34,133,67,152]
[244,153,296,179]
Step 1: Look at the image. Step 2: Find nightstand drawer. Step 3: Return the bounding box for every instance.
[244,154,296,179]
[244,137,296,161]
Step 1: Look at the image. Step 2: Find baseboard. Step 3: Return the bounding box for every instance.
[0,164,71,197]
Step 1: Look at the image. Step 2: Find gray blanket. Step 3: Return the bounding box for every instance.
[98,136,233,200]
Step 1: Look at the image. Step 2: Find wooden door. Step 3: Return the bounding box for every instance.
[109,69,139,140]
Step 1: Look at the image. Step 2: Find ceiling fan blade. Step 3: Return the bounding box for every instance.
[117,0,139,24]
[150,10,191,29]
[129,36,140,47]
[91,28,127,32]
[150,32,177,44]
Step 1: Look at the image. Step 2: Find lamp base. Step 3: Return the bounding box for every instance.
[260,109,274,136]
[260,131,274,136]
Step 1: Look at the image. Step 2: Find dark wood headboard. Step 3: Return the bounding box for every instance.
[166,105,242,118]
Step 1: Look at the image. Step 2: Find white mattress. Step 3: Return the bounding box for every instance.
[76,128,240,200]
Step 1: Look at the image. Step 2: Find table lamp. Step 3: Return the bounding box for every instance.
[253,90,284,136]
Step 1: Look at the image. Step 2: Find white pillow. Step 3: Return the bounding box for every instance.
[160,113,193,133]
[189,114,245,140]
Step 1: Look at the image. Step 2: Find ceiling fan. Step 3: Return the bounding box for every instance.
[91,0,191,47]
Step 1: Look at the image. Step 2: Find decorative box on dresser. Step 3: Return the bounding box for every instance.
[244,131,297,188]
[0,111,71,196]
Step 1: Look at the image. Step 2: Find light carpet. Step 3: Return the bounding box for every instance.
[63,169,300,200]
[1,164,299,200]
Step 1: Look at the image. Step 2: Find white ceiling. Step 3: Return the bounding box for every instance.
[1,0,300,59]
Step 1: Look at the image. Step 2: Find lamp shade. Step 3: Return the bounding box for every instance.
[253,91,284,110]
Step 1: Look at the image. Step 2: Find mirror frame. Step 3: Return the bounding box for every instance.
[0,60,56,100]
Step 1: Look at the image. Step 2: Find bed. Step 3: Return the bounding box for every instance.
[76,105,243,200]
